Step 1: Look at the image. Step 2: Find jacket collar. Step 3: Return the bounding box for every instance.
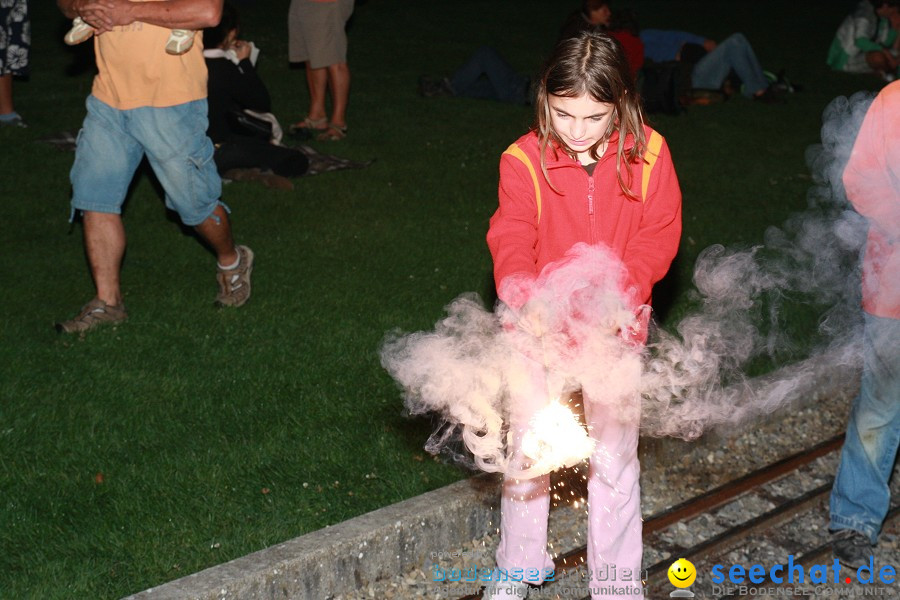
[537,129,637,169]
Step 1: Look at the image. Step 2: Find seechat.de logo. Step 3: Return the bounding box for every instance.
[710,555,897,586]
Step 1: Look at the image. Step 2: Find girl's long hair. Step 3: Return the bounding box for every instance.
[535,31,646,199]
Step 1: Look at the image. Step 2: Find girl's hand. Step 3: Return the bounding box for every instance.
[619,305,651,346]
[516,302,547,338]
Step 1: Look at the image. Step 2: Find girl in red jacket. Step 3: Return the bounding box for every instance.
[485,32,682,600]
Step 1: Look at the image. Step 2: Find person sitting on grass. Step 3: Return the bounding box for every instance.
[205,3,370,190]
[827,0,900,82]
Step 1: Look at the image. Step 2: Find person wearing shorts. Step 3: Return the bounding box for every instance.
[287,0,354,141]
[56,0,254,334]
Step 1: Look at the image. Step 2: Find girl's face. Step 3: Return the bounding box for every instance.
[548,94,614,164]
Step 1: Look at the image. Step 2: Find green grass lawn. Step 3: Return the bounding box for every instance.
[0,0,885,597]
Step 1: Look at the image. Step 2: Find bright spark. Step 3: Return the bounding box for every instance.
[520,401,595,474]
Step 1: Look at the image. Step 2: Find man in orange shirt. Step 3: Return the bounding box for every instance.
[56,0,254,333]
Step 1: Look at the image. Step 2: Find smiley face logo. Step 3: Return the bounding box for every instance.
[667,558,696,588]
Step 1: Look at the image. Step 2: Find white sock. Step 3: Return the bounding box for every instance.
[218,253,240,270]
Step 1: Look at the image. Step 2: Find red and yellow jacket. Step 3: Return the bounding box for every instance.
[487,126,682,311]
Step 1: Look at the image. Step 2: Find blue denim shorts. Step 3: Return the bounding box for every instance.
[70,95,224,226]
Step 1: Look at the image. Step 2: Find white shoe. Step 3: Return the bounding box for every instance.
[64,17,94,45]
[165,29,194,55]
[484,580,529,599]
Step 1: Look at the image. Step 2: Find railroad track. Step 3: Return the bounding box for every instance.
[456,435,872,600]
[730,504,900,599]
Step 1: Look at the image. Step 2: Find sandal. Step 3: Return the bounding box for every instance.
[288,116,327,139]
[56,298,128,334]
[316,123,347,141]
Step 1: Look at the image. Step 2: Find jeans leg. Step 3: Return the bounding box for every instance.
[830,313,900,544]
[691,33,768,96]
[450,46,529,104]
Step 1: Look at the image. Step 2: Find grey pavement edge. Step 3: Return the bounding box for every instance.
[124,473,502,600]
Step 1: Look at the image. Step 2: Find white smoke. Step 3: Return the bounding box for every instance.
[380,243,643,475]
[380,91,876,475]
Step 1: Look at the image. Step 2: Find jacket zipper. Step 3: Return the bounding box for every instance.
[587,176,597,244]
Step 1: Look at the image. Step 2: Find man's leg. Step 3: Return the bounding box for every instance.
[194,204,237,267]
[136,99,253,307]
[306,65,329,123]
[317,0,352,130]
[476,46,529,104]
[57,96,142,333]
[194,205,253,307]
[0,73,14,115]
[450,46,528,104]
[83,211,126,307]
[56,211,130,333]
[325,61,350,127]
[450,48,490,99]
[692,33,768,96]
[717,33,769,96]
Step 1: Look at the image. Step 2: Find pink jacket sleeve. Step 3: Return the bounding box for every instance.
[487,151,540,308]
[622,137,683,307]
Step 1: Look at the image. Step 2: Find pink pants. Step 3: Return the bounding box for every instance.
[495,354,644,599]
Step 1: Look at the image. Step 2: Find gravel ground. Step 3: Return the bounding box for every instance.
[333,373,900,600]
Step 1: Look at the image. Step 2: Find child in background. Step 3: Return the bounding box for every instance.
[484,31,682,599]
[65,17,195,55]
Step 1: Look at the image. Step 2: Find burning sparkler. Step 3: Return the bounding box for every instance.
[520,400,595,474]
